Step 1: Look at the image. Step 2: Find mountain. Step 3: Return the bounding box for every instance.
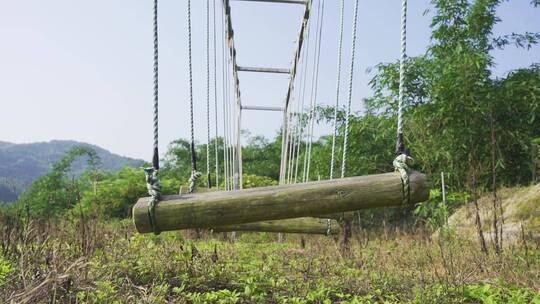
[0,140,144,203]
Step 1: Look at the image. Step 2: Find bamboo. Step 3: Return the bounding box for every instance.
[133,171,429,233]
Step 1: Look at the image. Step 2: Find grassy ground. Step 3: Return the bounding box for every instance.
[1,214,539,303]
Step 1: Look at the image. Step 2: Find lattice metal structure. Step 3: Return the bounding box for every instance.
[222,0,312,187]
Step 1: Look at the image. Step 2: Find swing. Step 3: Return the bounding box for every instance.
[133,0,428,235]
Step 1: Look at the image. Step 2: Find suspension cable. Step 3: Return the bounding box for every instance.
[329,0,345,180]
[340,0,359,179]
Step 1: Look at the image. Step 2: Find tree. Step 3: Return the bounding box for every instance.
[17,146,101,219]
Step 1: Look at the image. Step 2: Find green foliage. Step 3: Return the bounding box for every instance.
[0,254,12,287]
[16,146,101,219]
[414,189,470,230]
[368,0,540,190]
[1,213,539,303]
[463,283,540,304]
[242,174,277,189]
[77,167,183,218]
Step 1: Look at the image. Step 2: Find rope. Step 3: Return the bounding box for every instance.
[393,154,413,205]
[145,168,162,234]
[304,0,325,182]
[206,0,212,188]
[393,0,411,206]
[221,1,230,191]
[340,0,359,179]
[151,0,159,171]
[329,0,345,180]
[212,0,220,190]
[279,0,312,184]
[146,0,161,235]
[189,170,202,194]
[295,17,313,184]
[187,0,200,193]
[396,0,407,155]
[293,68,307,184]
[326,218,332,236]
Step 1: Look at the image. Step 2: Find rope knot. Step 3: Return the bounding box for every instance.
[144,167,162,234]
[326,219,332,236]
[189,170,202,193]
[393,154,413,205]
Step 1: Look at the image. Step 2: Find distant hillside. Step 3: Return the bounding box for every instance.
[0,140,144,203]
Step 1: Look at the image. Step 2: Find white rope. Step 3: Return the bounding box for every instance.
[221,1,230,191]
[293,50,309,183]
[229,52,237,190]
[225,32,233,190]
[279,0,312,185]
[329,0,345,180]
[146,0,161,235]
[187,0,200,192]
[151,0,159,171]
[396,0,407,154]
[340,0,359,179]
[212,0,220,189]
[304,0,325,182]
[205,0,211,188]
[294,16,313,183]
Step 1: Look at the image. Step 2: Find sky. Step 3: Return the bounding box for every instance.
[0,0,538,161]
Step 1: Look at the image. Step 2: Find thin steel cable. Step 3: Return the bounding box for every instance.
[305,0,325,182]
[223,21,231,191]
[227,51,236,190]
[187,0,200,192]
[292,14,314,183]
[329,0,345,180]
[301,0,318,182]
[340,0,359,179]
[206,0,212,188]
[152,0,159,171]
[221,8,229,191]
[282,112,293,183]
[288,99,300,183]
[287,91,300,183]
[279,0,312,184]
[293,41,310,183]
[294,17,313,183]
[396,0,407,155]
[212,0,220,190]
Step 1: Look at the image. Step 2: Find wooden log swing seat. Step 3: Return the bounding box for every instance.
[133,171,430,234]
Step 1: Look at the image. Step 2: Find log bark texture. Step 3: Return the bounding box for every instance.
[212,217,340,235]
[133,171,429,233]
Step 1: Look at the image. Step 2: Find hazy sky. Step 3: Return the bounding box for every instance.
[0,0,538,161]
